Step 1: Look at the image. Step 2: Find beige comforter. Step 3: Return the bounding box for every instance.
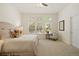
[2,34,38,55]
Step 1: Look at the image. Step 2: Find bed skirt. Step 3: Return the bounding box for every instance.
[0,51,35,56]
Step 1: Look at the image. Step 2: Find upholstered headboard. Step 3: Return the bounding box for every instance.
[0,22,15,39]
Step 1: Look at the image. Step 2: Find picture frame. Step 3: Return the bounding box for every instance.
[59,20,65,31]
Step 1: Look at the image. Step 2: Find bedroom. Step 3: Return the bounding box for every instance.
[0,3,79,56]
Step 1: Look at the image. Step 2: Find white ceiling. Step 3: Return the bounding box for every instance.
[11,3,69,14]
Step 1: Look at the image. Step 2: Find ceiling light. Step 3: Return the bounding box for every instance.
[42,3,48,7]
[39,3,48,8]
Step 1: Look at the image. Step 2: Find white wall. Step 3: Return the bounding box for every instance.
[0,4,21,39]
[58,3,79,45]
[21,13,58,39]
[0,4,21,27]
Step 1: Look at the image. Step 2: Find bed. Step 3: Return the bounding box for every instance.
[0,22,39,55]
[1,34,39,56]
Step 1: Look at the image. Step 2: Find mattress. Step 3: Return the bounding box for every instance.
[2,34,38,53]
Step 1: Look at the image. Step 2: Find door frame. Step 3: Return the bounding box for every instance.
[70,16,73,46]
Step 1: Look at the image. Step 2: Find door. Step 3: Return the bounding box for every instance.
[71,15,79,48]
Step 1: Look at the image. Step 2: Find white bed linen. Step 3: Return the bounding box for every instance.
[2,34,38,53]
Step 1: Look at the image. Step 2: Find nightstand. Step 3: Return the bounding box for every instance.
[46,33,53,40]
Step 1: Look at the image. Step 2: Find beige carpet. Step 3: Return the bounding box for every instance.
[1,39,79,56]
[36,39,79,56]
